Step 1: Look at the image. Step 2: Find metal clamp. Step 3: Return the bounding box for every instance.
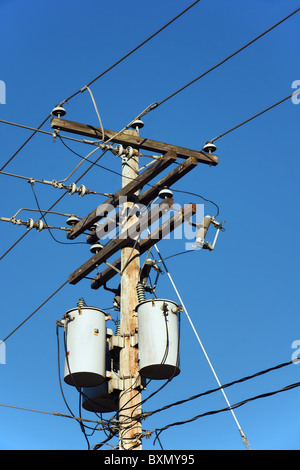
[108,334,125,351]
[108,332,139,350]
[107,373,146,394]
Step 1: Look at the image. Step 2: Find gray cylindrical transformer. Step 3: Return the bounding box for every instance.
[82,341,119,412]
[82,383,119,413]
[64,306,107,387]
[137,299,180,380]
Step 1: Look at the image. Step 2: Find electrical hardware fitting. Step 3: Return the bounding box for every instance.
[190,215,224,250]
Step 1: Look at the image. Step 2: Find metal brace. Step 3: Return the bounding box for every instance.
[130,332,138,348]
[107,373,146,394]
[108,332,139,351]
[108,334,124,351]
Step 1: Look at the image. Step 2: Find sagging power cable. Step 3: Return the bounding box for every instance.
[0,1,201,172]
[210,90,299,143]
[148,6,300,112]
[143,359,296,418]
[148,234,251,450]
[153,379,300,444]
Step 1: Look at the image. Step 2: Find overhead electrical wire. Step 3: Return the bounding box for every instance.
[0,104,188,336]
[0,0,201,172]
[146,6,300,112]
[1,279,69,343]
[0,98,161,261]
[0,231,29,262]
[58,134,156,179]
[3,75,296,259]
[0,147,108,261]
[0,4,297,180]
[210,89,300,143]
[171,188,220,218]
[3,1,296,175]
[58,0,202,107]
[153,379,300,443]
[57,136,221,215]
[10,75,293,264]
[0,99,166,261]
[1,76,296,250]
[149,237,251,450]
[1,5,299,450]
[0,402,107,426]
[0,115,51,172]
[0,118,97,146]
[59,3,299,117]
[30,183,86,246]
[0,169,112,197]
[0,104,220,262]
[142,359,296,419]
[86,87,105,141]
[1,358,297,450]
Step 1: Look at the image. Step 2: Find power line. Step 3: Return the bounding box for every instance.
[1,5,298,450]
[58,0,202,106]
[1,280,68,343]
[0,169,112,197]
[150,238,251,449]
[143,359,295,418]
[210,90,298,143]
[86,86,105,141]
[0,118,97,145]
[0,0,201,173]
[0,230,29,261]
[171,188,220,217]
[58,136,221,214]
[0,402,107,426]
[46,5,300,168]
[153,379,300,443]
[30,183,86,246]
[4,79,293,262]
[0,147,108,261]
[0,100,158,261]
[2,4,297,180]
[2,4,298,178]
[0,115,51,172]
[148,6,300,111]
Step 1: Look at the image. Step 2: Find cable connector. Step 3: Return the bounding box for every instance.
[56,312,75,331]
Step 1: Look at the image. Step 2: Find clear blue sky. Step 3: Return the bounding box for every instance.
[0,0,299,451]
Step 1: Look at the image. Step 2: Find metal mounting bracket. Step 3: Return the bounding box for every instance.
[108,334,125,351]
[107,373,146,394]
[107,332,138,351]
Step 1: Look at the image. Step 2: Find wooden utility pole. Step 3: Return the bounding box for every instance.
[53,115,218,450]
[118,134,142,450]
